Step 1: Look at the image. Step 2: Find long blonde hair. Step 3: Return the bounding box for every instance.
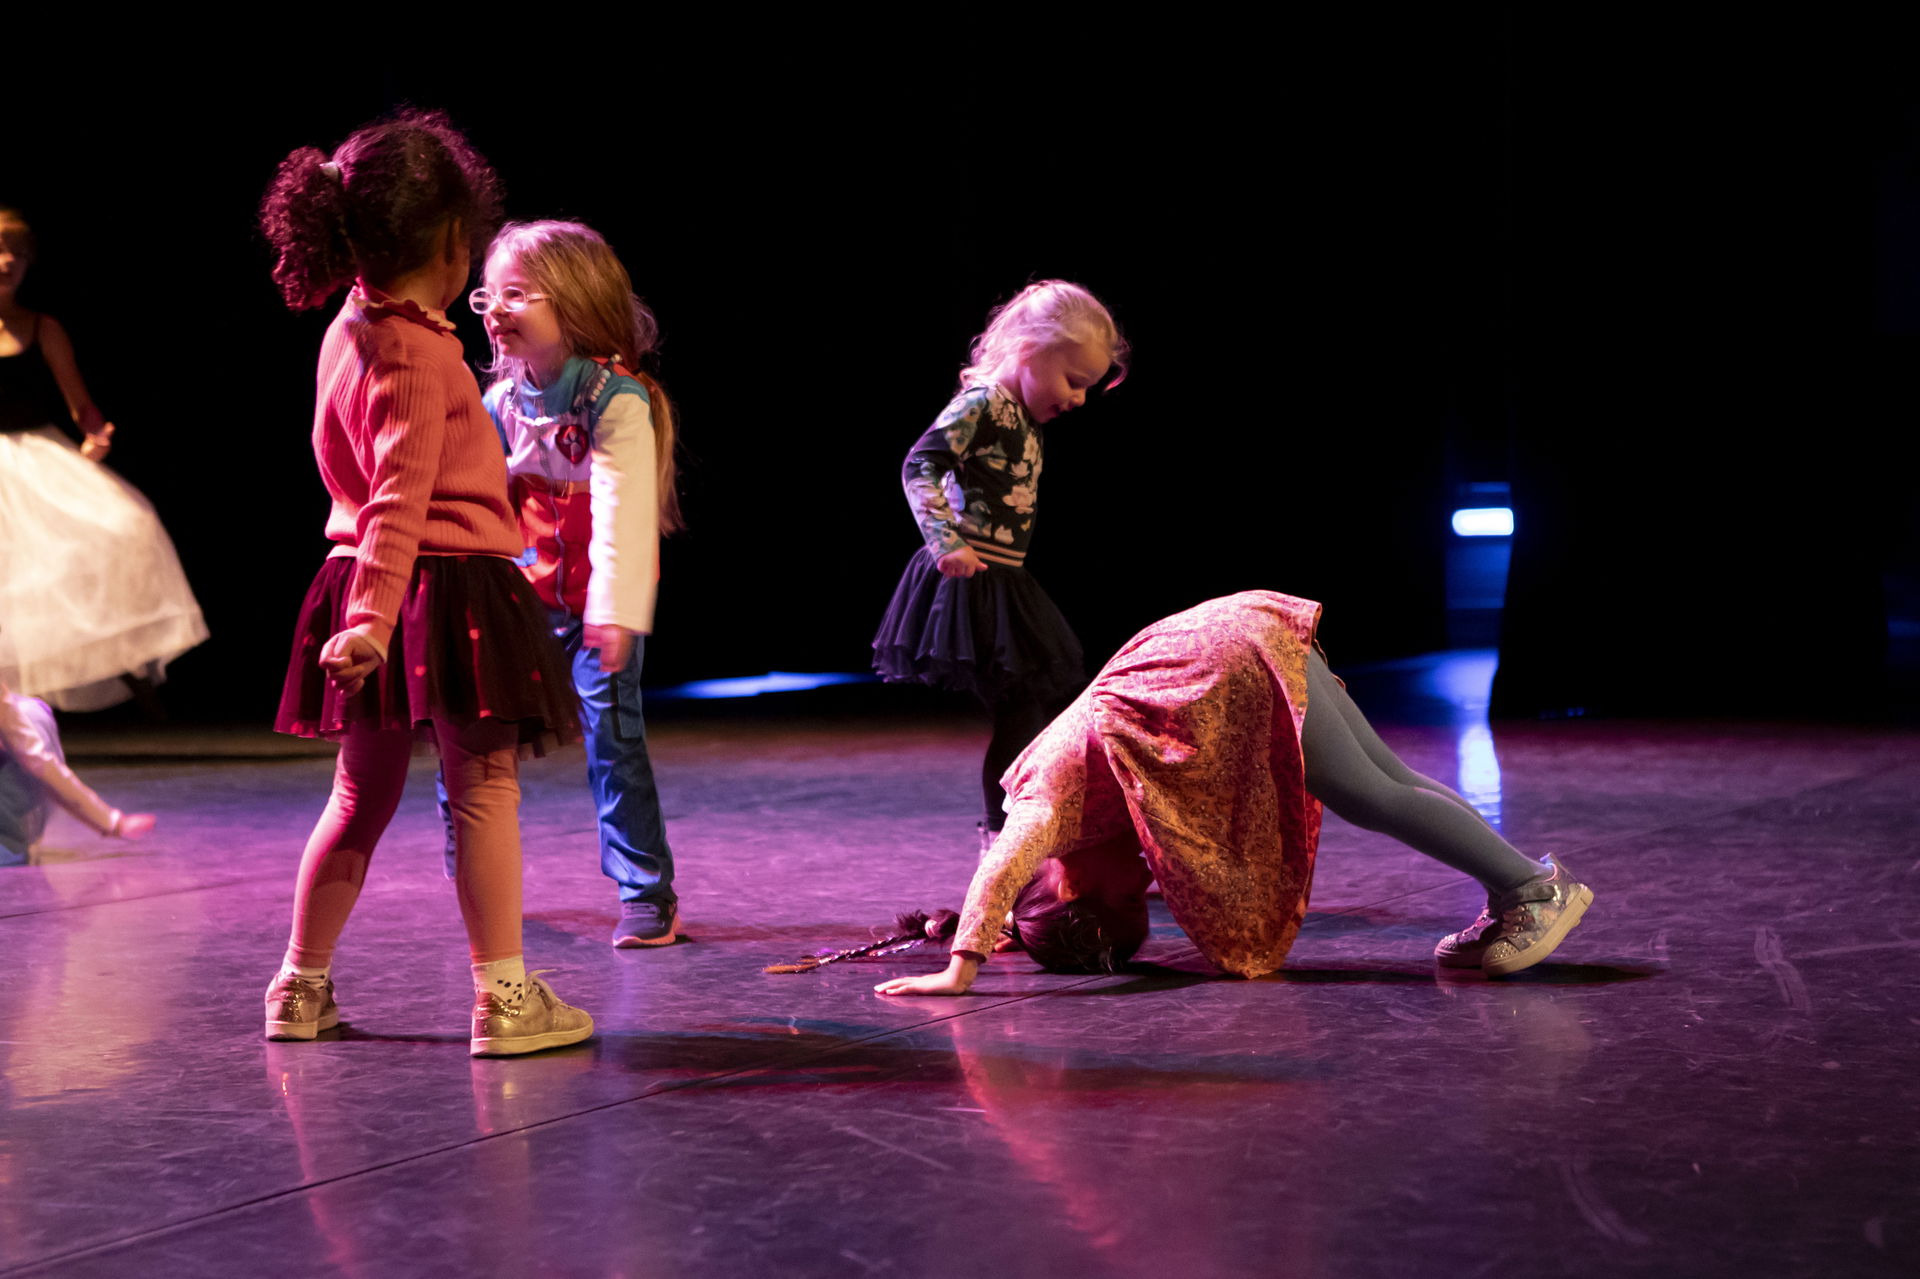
[959,280,1129,392]
[486,220,683,533]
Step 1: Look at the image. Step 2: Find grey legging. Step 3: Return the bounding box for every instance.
[1300,651,1540,893]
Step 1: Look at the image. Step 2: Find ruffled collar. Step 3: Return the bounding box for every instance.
[350,282,457,334]
[984,382,1034,432]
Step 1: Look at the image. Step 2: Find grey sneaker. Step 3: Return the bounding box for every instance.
[264,971,339,1041]
[470,973,594,1057]
[611,899,680,948]
[1476,855,1595,977]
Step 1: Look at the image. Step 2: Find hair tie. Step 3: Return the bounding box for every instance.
[319,160,343,184]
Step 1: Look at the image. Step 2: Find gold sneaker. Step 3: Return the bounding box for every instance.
[470,973,594,1057]
[264,971,340,1041]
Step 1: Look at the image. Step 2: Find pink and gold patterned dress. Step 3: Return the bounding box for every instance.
[953,591,1325,978]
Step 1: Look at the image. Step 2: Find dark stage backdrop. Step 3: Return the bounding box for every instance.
[7,28,1913,724]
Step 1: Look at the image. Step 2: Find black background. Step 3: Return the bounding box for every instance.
[8,19,1916,723]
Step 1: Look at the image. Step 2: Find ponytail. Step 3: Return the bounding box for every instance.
[630,367,684,535]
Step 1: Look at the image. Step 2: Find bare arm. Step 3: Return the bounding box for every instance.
[874,796,1066,996]
[0,689,153,838]
[35,316,114,454]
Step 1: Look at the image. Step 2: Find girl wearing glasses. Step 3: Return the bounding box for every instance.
[464,221,685,949]
[258,111,593,1055]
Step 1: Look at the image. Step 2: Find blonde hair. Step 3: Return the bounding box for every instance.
[486,220,682,533]
[959,280,1129,392]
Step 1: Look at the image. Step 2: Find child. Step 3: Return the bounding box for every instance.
[0,673,157,865]
[0,206,208,711]
[258,111,592,1055]
[872,281,1127,845]
[875,592,1595,996]
[460,220,684,948]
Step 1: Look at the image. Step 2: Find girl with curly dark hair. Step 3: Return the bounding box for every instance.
[258,110,592,1056]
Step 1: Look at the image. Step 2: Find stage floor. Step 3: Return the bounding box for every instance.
[3,681,1917,1277]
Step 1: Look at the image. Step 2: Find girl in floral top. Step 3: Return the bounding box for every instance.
[873,282,1127,844]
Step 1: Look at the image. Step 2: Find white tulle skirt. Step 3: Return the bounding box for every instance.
[0,428,209,711]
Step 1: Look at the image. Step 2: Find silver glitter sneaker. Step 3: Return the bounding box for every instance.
[1471,854,1595,978]
[470,973,594,1057]
[264,971,340,1041]
[1433,899,1502,969]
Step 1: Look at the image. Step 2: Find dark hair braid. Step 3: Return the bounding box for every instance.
[764,910,960,974]
[259,108,503,311]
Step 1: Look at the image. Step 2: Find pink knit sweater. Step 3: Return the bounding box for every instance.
[312,286,522,637]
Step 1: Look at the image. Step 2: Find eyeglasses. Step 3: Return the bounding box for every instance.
[468,286,549,314]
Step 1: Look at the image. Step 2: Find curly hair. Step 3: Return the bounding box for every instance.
[959,279,1129,392]
[1010,873,1149,974]
[258,108,504,311]
[483,221,684,534]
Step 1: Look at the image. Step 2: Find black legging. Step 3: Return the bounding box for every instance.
[1300,651,1541,893]
[981,690,1060,832]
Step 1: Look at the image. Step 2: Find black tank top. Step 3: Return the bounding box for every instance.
[0,318,76,433]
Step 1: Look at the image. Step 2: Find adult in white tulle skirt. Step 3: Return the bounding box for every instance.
[0,208,207,711]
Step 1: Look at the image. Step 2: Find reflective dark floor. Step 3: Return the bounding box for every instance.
[4,662,1917,1277]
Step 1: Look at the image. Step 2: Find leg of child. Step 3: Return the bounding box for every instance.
[284,726,412,969]
[1317,659,1487,822]
[437,714,524,970]
[573,624,674,905]
[442,712,595,1054]
[0,752,49,866]
[981,689,1052,833]
[1300,651,1541,893]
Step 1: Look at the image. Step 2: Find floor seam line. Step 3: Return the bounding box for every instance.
[0,981,1103,1275]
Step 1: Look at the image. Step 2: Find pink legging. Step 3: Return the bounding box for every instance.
[286,716,524,968]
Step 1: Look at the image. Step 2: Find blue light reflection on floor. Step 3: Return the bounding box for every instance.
[654,654,1506,824]
[1338,648,1504,829]
[652,671,877,700]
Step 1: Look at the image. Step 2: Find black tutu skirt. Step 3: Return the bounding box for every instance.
[872,547,1084,704]
[275,554,580,758]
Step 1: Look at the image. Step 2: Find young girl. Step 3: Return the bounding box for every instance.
[461,220,684,948]
[872,281,1127,845]
[0,672,157,866]
[0,206,208,711]
[875,592,1596,996]
[258,111,592,1055]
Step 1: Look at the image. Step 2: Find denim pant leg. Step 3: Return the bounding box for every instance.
[563,616,676,904]
[0,757,50,866]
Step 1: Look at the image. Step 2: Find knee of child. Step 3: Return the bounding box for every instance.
[1308,774,1406,835]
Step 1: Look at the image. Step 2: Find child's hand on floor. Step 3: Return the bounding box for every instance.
[874,953,981,997]
[114,812,157,839]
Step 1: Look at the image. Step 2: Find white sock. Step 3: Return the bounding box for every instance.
[280,957,329,982]
[472,956,527,1004]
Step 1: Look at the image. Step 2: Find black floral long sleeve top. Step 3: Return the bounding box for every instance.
[901,384,1043,568]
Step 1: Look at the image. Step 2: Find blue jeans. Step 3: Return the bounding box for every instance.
[441,612,675,904]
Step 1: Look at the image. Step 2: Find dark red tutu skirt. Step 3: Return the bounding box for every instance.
[872,547,1084,704]
[274,555,579,757]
